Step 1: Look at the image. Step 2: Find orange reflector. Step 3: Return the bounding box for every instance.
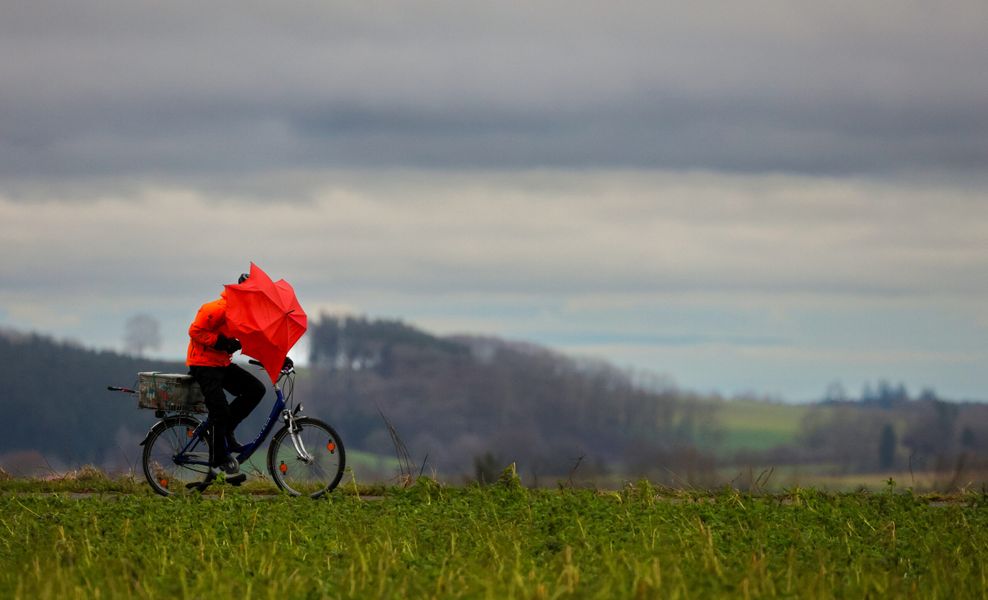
[279,461,288,474]
[186,428,194,438]
[160,479,168,488]
[327,441,336,453]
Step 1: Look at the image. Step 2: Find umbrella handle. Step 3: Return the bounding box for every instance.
[248,358,295,376]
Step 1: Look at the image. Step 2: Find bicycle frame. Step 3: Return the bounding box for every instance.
[173,378,298,468]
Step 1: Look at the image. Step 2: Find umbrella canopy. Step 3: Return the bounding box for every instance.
[223,262,307,384]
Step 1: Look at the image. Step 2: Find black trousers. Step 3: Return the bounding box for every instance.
[189,364,265,466]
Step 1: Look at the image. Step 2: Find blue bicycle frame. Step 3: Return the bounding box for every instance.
[174,386,287,467]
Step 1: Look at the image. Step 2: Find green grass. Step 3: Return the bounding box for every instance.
[717,399,818,453]
[1,477,986,598]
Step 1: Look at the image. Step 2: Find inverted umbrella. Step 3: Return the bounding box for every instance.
[223,262,307,384]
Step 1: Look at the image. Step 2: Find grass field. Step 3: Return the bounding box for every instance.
[1,474,986,599]
[716,399,816,453]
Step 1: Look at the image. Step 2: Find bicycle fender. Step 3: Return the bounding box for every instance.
[138,422,159,446]
[138,421,166,446]
[139,416,201,446]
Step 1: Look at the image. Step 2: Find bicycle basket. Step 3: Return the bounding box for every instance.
[137,372,207,413]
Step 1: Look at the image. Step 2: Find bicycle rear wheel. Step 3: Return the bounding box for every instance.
[142,415,211,496]
[267,417,345,498]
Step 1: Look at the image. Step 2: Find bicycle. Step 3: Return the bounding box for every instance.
[109,360,345,497]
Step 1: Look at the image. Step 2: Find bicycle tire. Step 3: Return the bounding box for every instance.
[142,415,211,496]
[267,416,345,498]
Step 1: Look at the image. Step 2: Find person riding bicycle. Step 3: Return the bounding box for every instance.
[186,272,266,484]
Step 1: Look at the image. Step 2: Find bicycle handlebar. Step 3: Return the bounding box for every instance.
[248,358,295,376]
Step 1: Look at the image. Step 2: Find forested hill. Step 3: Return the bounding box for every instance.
[0,329,181,472]
[4,320,984,486]
[304,316,720,480]
[0,320,722,479]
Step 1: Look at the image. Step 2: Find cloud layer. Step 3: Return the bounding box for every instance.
[3,170,987,399]
[2,1,987,182]
[2,2,987,400]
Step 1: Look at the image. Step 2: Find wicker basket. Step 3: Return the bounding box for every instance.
[138,372,207,413]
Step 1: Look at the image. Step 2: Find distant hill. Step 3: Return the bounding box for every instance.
[2,321,985,489]
[305,315,722,481]
[0,329,182,474]
[0,322,723,482]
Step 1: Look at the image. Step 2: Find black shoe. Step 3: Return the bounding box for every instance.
[209,457,246,486]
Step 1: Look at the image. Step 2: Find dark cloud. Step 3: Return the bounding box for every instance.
[1,1,987,184]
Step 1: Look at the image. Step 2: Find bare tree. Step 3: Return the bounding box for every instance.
[123,314,161,357]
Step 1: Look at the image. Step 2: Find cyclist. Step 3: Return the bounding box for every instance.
[186,272,264,484]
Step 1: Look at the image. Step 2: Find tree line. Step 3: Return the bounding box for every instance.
[305,315,721,484]
[1,322,985,489]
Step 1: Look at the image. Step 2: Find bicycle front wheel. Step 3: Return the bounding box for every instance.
[142,415,211,496]
[267,417,345,498]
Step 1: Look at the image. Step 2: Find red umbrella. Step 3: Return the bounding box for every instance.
[223,262,307,384]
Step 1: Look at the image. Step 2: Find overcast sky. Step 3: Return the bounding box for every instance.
[2,1,987,401]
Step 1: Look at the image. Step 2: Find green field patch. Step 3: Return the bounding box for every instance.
[236,447,400,483]
[346,448,402,472]
[716,399,822,452]
[719,427,795,452]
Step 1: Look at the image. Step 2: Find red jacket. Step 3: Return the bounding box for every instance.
[186,296,233,367]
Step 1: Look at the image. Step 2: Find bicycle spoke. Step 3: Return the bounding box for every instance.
[268,418,344,498]
[143,418,210,496]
